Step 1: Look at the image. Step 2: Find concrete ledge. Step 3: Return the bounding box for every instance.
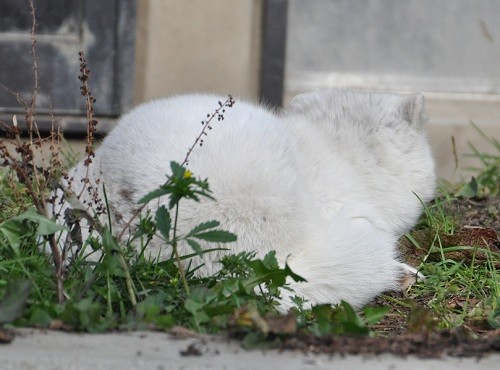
[1,329,498,370]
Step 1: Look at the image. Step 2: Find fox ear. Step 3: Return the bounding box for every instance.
[288,92,315,110]
[400,93,427,125]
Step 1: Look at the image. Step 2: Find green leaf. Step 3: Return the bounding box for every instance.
[245,255,305,291]
[179,247,229,261]
[154,314,175,329]
[0,207,68,248]
[155,206,171,241]
[191,230,237,243]
[101,228,121,254]
[488,307,499,329]
[0,280,31,324]
[0,219,24,248]
[96,229,126,277]
[32,217,67,236]
[170,161,186,178]
[310,301,370,336]
[139,187,171,204]
[282,263,307,284]
[456,176,478,198]
[61,299,102,330]
[362,306,389,325]
[342,320,369,335]
[263,251,279,269]
[187,220,220,236]
[241,332,270,350]
[311,304,336,336]
[338,301,366,332]
[185,296,211,329]
[186,238,203,256]
[18,207,67,235]
[27,307,53,327]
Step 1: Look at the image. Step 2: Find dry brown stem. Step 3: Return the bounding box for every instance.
[116,95,236,243]
[0,0,66,303]
[181,95,235,167]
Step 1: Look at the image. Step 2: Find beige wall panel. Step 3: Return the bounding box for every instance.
[425,98,500,182]
[133,0,498,182]
[428,123,498,184]
[134,0,262,103]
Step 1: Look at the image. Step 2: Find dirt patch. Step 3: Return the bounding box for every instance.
[279,329,500,358]
[401,196,499,264]
[0,329,14,344]
[180,342,203,357]
[446,196,499,231]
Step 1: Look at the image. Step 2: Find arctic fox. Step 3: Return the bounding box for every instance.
[50,89,436,311]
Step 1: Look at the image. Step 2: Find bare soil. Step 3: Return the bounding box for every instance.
[279,329,500,358]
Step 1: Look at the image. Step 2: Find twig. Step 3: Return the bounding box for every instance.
[116,204,147,242]
[116,96,236,243]
[28,0,39,114]
[451,136,458,181]
[11,115,22,147]
[26,0,44,193]
[76,50,99,201]
[0,0,66,304]
[181,95,235,167]
[172,203,190,294]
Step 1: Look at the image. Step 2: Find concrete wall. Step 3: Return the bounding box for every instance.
[134,0,263,103]
[425,97,499,182]
[131,0,498,181]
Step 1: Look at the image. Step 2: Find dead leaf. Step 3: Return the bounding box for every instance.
[0,329,14,344]
[264,311,297,335]
[168,326,199,339]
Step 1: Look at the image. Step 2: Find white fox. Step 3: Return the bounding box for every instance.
[50,89,435,311]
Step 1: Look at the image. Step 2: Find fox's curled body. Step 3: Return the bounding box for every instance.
[51,89,436,311]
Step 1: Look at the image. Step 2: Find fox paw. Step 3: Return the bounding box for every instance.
[398,262,425,290]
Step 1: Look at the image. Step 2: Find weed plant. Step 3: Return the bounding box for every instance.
[0,1,498,343]
[387,131,500,335]
[0,2,378,337]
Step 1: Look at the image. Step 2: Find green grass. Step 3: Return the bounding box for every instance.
[378,199,498,336]
[1,128,498,340]
[0,162,311,335]
[383,128,500,335]
[0,159,395,339]
[0,169,32,224]
[3,0,496,342]
[411,238,498,331]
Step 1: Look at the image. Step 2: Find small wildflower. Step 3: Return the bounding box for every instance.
[183,169,193,179]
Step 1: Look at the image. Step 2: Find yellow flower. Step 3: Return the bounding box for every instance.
[183,169,193,179]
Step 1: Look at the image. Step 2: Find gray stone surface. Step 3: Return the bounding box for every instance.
[1,329,498,370]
